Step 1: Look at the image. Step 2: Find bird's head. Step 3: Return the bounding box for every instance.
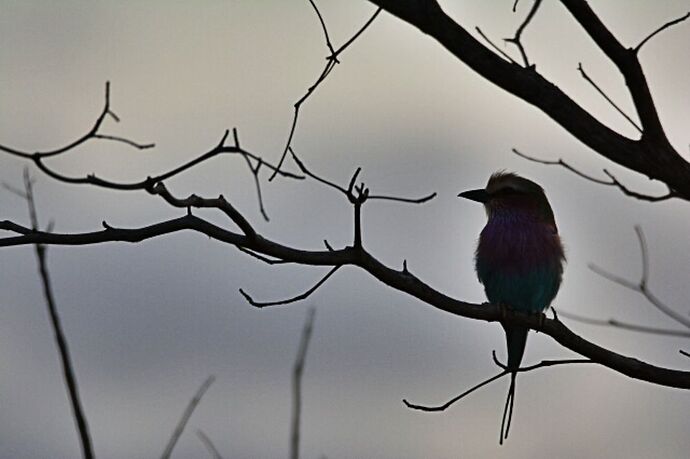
[458,171,556,225]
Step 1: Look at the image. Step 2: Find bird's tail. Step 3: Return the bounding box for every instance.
[500,325,529,444]
[500,371,517,445]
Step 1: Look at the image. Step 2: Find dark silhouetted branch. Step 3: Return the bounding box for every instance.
[1,216,689,388]
[601,170,677,202]
[577,63,642,133]
[290,147,436,204]
[635,11,690,52]
[589,226,690,329]
[513,149,678,202]
[9,170,95,459]
[367,0,690,201]
[504,0,542,67]
[239,266,340,308]
[557,309,690,338]
[475,27,518,64]
[0,82,153,159]
[269,7,382,181]
[291,307,316,459]
[308,0,337,58]
[404,356,591,412]
[161,375,216,459]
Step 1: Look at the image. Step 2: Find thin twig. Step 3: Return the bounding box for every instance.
[269,7,382,181]
[0,82,154,159]
[475,27,518,64]
[557,309,690,338]
[512,148,610,184]
[237,246,293,264]
[307,0,337,57]
[196,430,225,459]
[635,11,690,52]
[589,226,690,329]
[291,307,316,459]
[13,170,95,459]
[290,147,436,204]
[239,266,340,308]
[403,371,507,412]
[602,169,677,202]
[680,350,690,359]
[161,375,216,459]
[404,356,591,412]
[512,148,677,201]
[504,0,542,67]
[578,63,642,133]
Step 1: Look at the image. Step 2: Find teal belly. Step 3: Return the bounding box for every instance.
[478,266,561,313]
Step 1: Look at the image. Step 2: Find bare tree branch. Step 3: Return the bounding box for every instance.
[290,147,436,204]
[269,7,382,181]
[635,11,690,52]
[577,63,642,133]
[403,356,591,412]
[0,82,153,159]
[8,170,95,459]
[367,0,690,201]
[291,307,316,459]
[239,266,340,308]
[556,309,690,338]
[196,430,225,459]
[589,226,690,329]
[161,375,216,459]
[475,27,518,64]
[512,149,678,202]
[504,0,542,68]
[1,214,689,388]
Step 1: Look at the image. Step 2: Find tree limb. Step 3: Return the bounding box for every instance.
[366,0,690,200]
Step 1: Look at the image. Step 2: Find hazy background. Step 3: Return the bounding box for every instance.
[1,1,688,458]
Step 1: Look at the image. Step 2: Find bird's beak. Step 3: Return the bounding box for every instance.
[458,188,489,203]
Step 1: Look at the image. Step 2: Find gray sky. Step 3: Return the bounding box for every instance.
[1,1,689,458]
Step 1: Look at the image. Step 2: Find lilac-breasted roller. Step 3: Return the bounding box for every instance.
[459,172,565,444]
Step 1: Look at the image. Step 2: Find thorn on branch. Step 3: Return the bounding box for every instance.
[232,127,240,148]
[218,129,230,148]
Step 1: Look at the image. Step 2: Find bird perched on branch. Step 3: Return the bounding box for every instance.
[458,171,565,444]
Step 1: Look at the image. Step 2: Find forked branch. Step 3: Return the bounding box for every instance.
[589,226,690,329]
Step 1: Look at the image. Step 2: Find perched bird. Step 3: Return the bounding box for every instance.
[458,171,565,444]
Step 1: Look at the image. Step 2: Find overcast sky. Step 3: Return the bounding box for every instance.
[1,1,689,458]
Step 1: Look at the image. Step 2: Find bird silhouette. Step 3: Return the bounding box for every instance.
[459,171,565,444]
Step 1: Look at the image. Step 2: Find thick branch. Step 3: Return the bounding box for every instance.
[1,219,688,389]
[366,0,690,200]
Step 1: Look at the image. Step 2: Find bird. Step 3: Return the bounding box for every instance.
[458,171,565,444]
